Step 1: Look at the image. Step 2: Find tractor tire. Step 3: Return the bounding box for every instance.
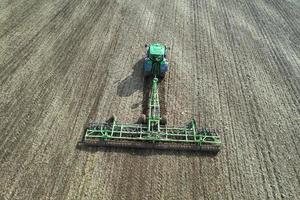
[106,115,116,123]
[137,114,147,124]
[160,116,167,125]
[144,70,151,77]
[159,73,165,79]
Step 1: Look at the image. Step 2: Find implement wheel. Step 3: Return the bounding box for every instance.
[160,116,167,125]
[137,114,147,124]
[106,115,116,123]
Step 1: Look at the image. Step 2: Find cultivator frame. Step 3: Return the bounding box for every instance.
[84,118,221,152]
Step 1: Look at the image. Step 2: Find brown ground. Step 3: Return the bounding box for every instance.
[0,0,299,199]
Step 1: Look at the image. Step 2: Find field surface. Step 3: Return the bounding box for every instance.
[0,0,300,199]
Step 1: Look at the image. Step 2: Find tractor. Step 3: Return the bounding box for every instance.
[144,43,169,78]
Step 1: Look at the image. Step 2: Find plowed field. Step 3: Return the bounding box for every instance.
[0,0,299,199]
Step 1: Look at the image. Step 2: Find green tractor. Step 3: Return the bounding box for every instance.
[144,43,169,78]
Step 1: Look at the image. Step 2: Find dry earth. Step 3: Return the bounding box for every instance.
[0,0,299,199]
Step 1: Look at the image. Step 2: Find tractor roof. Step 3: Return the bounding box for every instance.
[149,43,165,55]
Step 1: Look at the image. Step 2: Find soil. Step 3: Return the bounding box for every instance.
[0,0,299,199]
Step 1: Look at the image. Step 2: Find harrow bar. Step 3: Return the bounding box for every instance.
[82,119,221,153]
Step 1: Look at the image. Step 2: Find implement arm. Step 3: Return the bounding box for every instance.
[148,77,161,132]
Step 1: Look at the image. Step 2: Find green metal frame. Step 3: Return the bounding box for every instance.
[85,119,220,146]
[83,76,221,152]
[148,78,161,132]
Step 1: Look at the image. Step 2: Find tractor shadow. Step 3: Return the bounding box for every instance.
[116,58,153,113]
[117,59,144,97]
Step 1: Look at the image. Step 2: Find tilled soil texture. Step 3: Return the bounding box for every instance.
[1,0,300,199]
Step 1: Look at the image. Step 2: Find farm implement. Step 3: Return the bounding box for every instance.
[80,43,221,153]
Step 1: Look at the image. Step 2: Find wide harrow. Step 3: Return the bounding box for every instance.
[80,77,221,153]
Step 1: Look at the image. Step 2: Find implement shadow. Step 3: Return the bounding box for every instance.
[76,143,219,157]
